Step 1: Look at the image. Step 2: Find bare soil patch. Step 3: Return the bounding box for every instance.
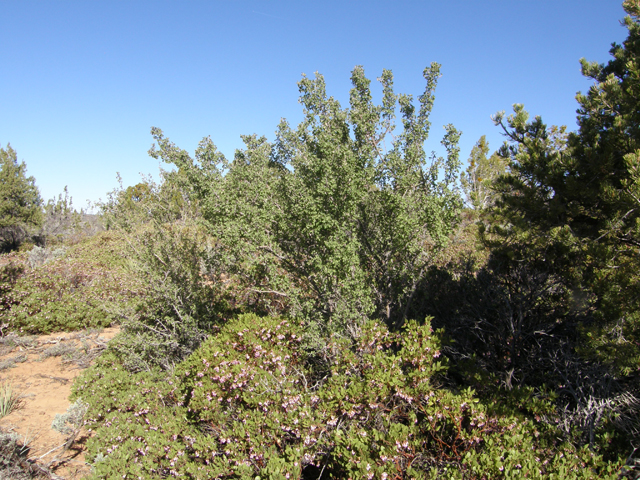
[0,327,119,479]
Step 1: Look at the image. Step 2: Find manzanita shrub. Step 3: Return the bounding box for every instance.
[72,313,624,479]
[2,231,139,334]
[0,256,24,322]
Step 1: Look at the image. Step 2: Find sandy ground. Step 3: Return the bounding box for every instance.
[0,327,120,479]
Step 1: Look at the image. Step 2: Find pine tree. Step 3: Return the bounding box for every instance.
[460,135,507,210]
[0,144,42,251]
[489,0,640,374]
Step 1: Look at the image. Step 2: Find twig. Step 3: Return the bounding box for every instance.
[35,374,69,385]
[37,437,73,460]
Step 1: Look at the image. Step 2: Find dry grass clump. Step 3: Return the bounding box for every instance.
[0,354,27,371]
[0,429,57,479]
[37,343,77,362]
[0,335,36,356]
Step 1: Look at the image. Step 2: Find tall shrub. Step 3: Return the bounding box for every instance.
[149,65,463,338]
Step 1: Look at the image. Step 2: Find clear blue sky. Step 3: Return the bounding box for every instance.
[1,0,629,208]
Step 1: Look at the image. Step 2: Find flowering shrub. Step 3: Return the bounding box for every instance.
[73,354,203,478]
[2,231,140,334]
[178,314,313,478]
[72,314,623,479]
[0,258,24,323]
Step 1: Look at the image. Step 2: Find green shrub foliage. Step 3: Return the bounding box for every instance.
[73,314,622,479]
[149,64,463,338]
[107,218,232,372]
[95,165,240,371]
[0,257,24,325]
[1,231,139,334]
[62,8,640,473]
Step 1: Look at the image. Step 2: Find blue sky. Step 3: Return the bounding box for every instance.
[1,1,630,208]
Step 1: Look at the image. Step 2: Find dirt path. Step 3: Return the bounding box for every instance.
[0,327,120,479]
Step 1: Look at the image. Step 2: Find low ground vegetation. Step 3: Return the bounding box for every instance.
[0,231,140,335]
[72,314,623,479]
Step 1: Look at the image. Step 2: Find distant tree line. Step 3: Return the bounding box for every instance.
[0,146,102,252]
